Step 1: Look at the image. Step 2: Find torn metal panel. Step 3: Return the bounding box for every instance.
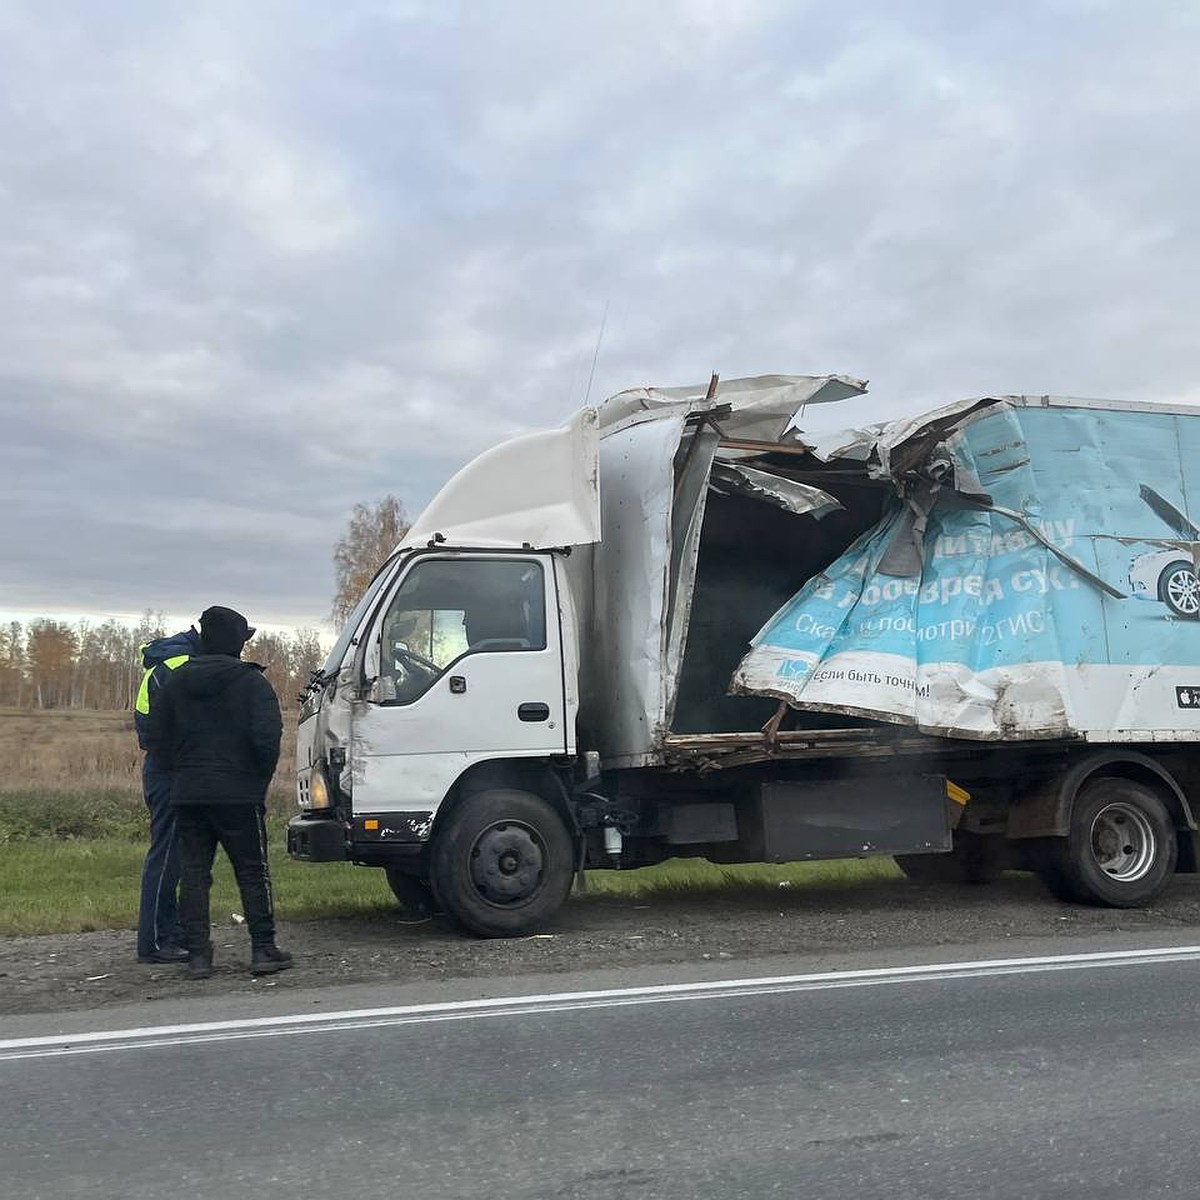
[1139,483,1200,540]
[579,414,682,764]
[708,462,844,519]
[735,396,1200,741]
[599,374,867,442]
[869,396,1004,482]
[664,425,721,732]
[799,425,884,464]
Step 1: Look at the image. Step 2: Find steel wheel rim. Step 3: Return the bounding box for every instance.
[1167,568,1200,614]
[468,820,546,907]
[1090,802,1157,882]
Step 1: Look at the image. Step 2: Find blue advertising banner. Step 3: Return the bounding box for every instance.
[733,401,1200,739]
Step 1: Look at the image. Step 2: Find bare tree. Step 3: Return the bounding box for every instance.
[289,627,325,692]
[0,622,26,708]
[331,495,409,625]
[73,619,140,710]
[26,620,79,709]
[248,627,328,708]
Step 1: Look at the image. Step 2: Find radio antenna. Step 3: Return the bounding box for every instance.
[583,299,609,407]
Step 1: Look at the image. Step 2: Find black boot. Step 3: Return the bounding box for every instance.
[251,944,294,975]
[187,943,214,980]
[137,945,189,965]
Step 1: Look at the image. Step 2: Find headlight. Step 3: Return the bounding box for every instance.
[309,768,332,811]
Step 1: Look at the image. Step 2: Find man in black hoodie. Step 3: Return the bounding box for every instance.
[145,606,292,979]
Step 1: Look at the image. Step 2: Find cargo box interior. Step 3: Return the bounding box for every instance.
[670,470,888,735]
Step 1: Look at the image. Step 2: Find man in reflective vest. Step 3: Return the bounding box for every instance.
[133,625,201,963]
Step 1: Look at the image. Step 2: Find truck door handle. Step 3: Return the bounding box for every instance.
[518,703,551,722]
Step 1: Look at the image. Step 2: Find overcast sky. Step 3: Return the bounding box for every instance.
[3,0,1200,632]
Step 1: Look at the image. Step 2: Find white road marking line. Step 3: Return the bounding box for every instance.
[3,943,1199,1062]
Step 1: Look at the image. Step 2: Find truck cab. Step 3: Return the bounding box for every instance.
[288,408,599,935]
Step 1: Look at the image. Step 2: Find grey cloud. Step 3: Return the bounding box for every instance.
[3,0,1200,624]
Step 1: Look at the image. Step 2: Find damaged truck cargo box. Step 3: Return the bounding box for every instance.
[291,372,1200,936]
[733,396,1200,741]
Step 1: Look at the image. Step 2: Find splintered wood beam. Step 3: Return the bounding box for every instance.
[717,438,814,456]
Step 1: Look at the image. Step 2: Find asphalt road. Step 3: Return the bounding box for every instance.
[4,943,1200,1200]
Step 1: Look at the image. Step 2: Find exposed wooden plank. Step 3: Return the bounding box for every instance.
[717,438,814,457]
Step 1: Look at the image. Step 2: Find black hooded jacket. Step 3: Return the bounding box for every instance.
[144,655,282,806]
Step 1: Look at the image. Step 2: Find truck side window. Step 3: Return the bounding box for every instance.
[378,558,546,704]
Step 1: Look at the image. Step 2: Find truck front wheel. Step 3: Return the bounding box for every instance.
[430,788,574,937]
[1039,779,1176,907]
[385,868,439,920]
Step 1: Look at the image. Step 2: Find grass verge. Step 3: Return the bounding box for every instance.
[1,819,901,936]
[2,711,907,937]
[0,789,150,843]
[0,824,400,937]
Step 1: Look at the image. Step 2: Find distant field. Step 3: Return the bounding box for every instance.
[0,708,897,936]
[0,707,297,812]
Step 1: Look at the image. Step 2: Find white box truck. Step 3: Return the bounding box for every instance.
[288,374,1200,935]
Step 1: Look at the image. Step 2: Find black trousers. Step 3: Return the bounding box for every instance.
[137,757,181,957]
[176,804,276,952]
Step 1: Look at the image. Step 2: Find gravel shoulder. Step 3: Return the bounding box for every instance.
[6,873,1200,1019]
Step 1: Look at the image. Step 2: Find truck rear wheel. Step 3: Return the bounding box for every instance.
[1038,779,1176,907]
[430,788,574,937]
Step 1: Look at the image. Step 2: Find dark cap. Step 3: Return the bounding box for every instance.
[199,606,257,657]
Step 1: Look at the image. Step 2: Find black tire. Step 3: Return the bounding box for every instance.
[1160,561,1200,619]
[1028,840,1080,902]
[384,868,439,920]
[1040,778,1176,907]
[895,831,1002,886]
[429,788,574,937]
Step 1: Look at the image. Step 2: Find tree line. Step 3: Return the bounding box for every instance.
[0,615,325,712]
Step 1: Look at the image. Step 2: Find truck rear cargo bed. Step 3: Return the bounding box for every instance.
[661,726,948,770]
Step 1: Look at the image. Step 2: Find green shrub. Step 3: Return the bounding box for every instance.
[0,788,147,843]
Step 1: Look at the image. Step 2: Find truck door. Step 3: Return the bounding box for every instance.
[350,552,568,815]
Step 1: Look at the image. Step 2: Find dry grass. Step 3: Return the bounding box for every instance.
[0,708,144,793]
[0,707,298,813]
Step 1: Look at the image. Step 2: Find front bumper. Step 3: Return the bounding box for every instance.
[287,815,348,862]
[287,811,436,866]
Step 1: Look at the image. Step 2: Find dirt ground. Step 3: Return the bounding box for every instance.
[7,872,1200,1018]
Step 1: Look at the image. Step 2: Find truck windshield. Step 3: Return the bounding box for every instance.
[321,554,402,675]
[379,557,546,705]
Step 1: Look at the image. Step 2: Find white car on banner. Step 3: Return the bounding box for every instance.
[1128,485,1200,619]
